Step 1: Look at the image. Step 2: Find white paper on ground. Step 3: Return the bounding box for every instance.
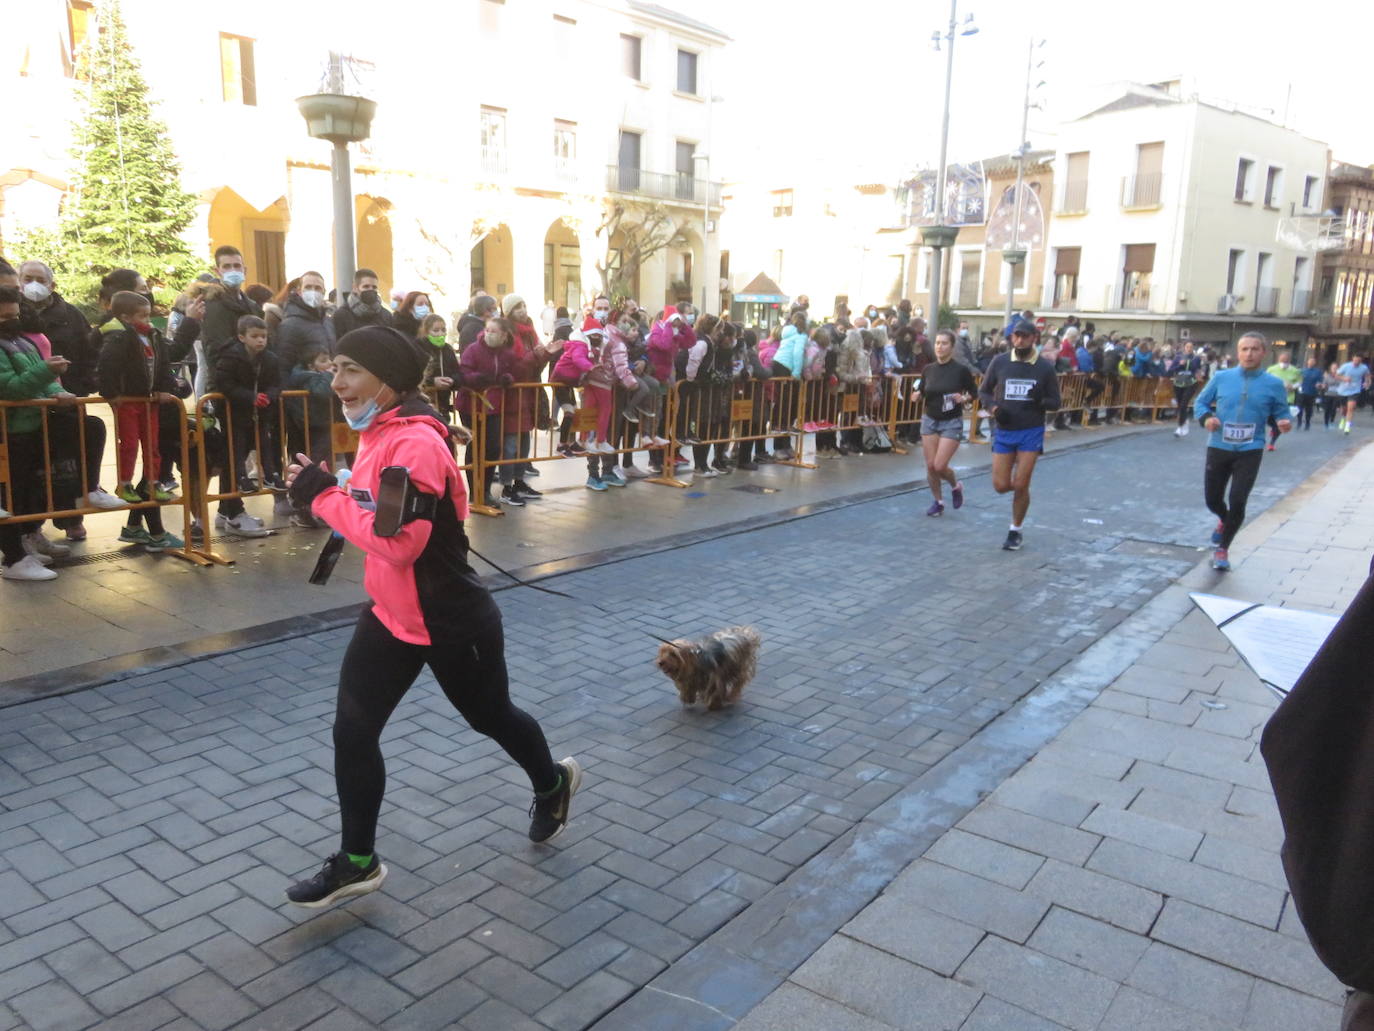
[1189,592,1341,696]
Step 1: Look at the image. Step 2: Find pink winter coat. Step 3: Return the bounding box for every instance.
[458,332,537,430]
[588,325,638,390]
[648,318,694,381]
[553,332,596,385]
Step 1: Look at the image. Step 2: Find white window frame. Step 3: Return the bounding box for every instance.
[1263,164,1285,210]
[1234,154,1257,203]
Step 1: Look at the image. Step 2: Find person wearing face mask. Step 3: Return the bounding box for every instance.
[201,246,263,392]
[17,261,96,396]
[283,326,580,907]
[978,319,1062,552]
[591,294,612,327]
[391,291,433,340]
[331,268,395,341]
[275,271,336,373]
[418,313,462,425]
[458,293,498,351]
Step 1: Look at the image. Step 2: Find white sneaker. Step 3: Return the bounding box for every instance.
[216,512,270,538]
[697,468,720,478]
[24,532,71,559]
[1180,422,1190,436]
[624,464,650,479]
[85,488,125,510]
[3,555,57,581]
[560,403,575,416]
[603,467,627,485]
[0,505,9,518]
[650,436,671,447]
[596,441,617,454]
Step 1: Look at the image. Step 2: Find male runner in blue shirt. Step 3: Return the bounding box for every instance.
[1193,332,1292,571]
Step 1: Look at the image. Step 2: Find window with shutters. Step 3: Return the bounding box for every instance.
[219,33,257,106]
[1120,244,1154,310]
[1052,247,1080,308]
[1061,151,1089,213]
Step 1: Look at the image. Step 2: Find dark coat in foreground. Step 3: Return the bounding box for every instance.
[1261,564,1374,992]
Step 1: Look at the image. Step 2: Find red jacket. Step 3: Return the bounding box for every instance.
[458,332,537,431]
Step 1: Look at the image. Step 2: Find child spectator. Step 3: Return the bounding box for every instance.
[96,290,185,551]
[215,315,286,494]
[97,291,179,504]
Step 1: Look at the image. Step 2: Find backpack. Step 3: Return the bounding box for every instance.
[862,423,893,453]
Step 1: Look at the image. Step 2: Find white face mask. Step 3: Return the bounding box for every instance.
[413,305,431,318]
[21,281,52,303]
[300,288,324,308]
[593,308,610,323]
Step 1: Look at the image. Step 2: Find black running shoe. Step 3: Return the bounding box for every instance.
[514,481,543,500]
[529,757,582,843]
[1002,530,1024,551]
[500,486,526,507]
[286,852,387,908]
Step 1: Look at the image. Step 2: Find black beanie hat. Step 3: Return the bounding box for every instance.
[335,326,424,391]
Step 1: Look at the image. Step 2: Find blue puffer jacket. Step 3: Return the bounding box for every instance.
[773,324,807,377]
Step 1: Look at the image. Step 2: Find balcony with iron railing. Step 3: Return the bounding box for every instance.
[481,147,507,176]
[606,164,723,207]
[1217,294,1243,314]
[1253,286,1280,316]
[1120,173,1164,210]
[1059,178,1089,214]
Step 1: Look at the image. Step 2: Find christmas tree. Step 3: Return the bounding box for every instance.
[37,0,201,309]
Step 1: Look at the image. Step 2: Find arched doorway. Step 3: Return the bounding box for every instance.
[208,188,290,291]
[543,218,581,311]
[471,222,513,298]
[355,196,394,298]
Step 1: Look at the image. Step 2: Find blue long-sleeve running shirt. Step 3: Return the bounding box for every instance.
[1193,367,1291,452]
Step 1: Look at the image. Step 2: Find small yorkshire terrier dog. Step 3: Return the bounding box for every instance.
[656,626,761,711]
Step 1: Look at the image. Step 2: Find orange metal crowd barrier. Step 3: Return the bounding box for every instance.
[0,395,203,564]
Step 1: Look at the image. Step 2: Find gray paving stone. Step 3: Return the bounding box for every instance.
[87,954,202,1016]
[1100,985,1242,1030]
[955,804,1101,865]
[1025,906,1151,982]
[8,980,101,1031]
[885,861,1051,943]
[924,828,1045,889]
[841,895,984,976]
[955,935,1117,1031]
[1127,942,1256,1025]
[1078,805,1203,860]
[1025,858,1162,934]
[733,983,899,1031]
[959,994,1069,1030]
[164,971,260,1031]
[792,936,980,1030]
[318,964,414,1024]
[1085,838,1285,927]
[1152,899,1344,999]
[1242,977,1344,1031]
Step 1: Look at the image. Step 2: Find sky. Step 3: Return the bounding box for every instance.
[695,0,1374,184]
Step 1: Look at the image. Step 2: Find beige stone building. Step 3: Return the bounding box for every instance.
[3,0,728,320]
[1314,161,1374,361]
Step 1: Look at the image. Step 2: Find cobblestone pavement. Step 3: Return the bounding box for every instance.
[0,426,1363,1030]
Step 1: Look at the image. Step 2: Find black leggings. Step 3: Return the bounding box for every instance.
[1173,384,1197,426]
[333,604,558,855]
[1204,447,1263,550]
[1296,395,1316,429]
[1322,395,1339,427]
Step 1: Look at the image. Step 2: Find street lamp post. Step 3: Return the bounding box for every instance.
[297,54,376,301]
[924,0,977,332]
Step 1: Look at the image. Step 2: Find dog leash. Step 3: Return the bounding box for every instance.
[466,544,676,646]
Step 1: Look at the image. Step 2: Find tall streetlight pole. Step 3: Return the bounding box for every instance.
[1001,38,1043,330]
[297,54,376,301]
[922,1,976,331]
